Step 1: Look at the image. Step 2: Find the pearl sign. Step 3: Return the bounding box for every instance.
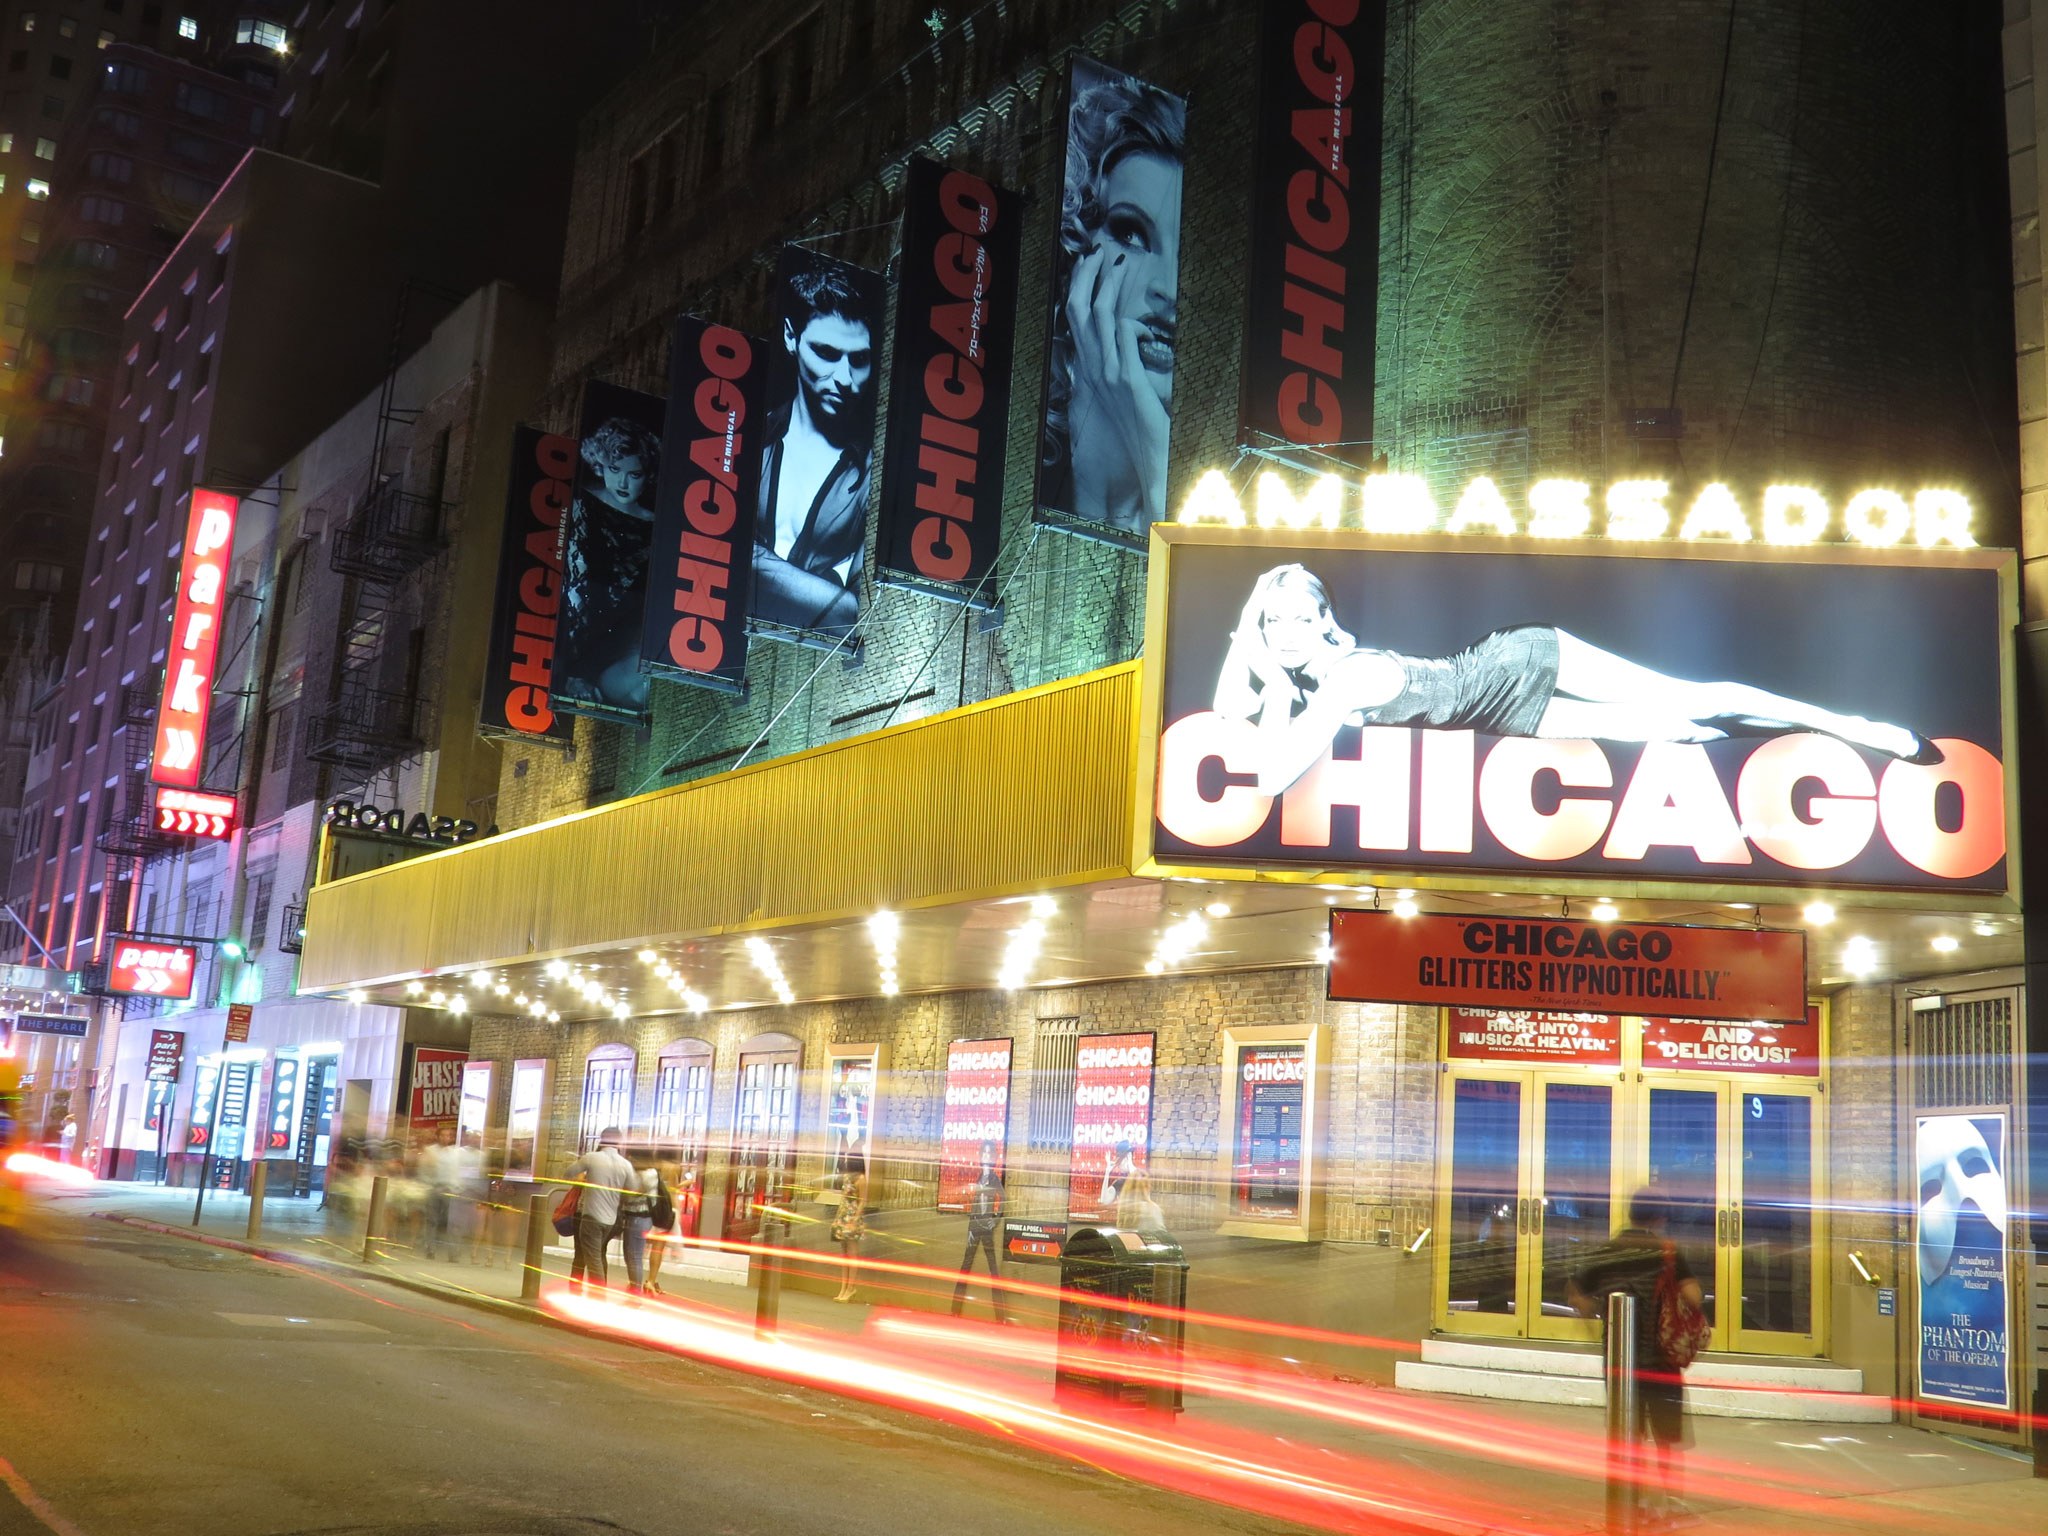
[151,488,239,789]
[1143,526,2014,897]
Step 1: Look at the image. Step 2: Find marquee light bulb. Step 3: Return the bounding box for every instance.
[428,991,445,1006]
[495,982,511,996]
[404,980,423,996]
[1392,898,1419,919]
[448,995,467,1014]
[613,1002,630,1020]
[544,960,568,979]
[637,949,657,964]
[1930,935,1959,953]
[345,989,367,1005]
[547,1010,560,1023]
[1802,901,1836,926]
[1204,901,1231,918]
[1590,900,1619,922]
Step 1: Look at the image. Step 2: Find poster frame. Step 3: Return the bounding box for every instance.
[1065,1030,1156,1225]
[936,1036,1012,1214]
[821,1042,886,1205]
[1214,1022,1326,1241]
[503,1057,552,1183]
[1910,1105,2016,1417]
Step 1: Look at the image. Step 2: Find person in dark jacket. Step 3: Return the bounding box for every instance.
[1568,1188,1706,1524]
[950,1142,1008,1322]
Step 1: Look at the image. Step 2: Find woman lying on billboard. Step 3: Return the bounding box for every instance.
[1215,564,1941,797]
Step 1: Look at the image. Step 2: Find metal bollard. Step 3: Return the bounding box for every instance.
[361,1173,388,1264]
[521,1193,550,1302]
[1605,1290,1640,1535]
[752,1214,784,1340]
[245,1160,268,1242]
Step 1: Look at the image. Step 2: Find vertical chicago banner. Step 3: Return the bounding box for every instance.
[480,427,575,740]
[642,317,766,694]
[876,157,1024,600]
[555,380,666,722]
[751,247,886,645]
[1241,0,1384,466]
[1035,56,1189,544]
[936,1037,1012,1212]
[1066,1032,1155,1224]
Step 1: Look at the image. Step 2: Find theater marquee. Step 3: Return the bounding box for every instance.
[1136,524,2018,902]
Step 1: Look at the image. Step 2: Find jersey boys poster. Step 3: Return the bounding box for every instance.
[937,1037,1011,1212]
[752,246,885,644]
[480,427,576,740]
[876,157,1024,599]
[1148,530,2012,894]
[1066,1032,1155,1223]
[1241,0,1385,464]
[555,380,667,722]
[643,316,766,694]
[1034,56,1189,544]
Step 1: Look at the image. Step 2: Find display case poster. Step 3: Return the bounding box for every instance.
[262,1054,302,1155]
[1067,1031,1155,1223]
[210,1059,257,1188]
[1914,1112,2011,1411]
[407,1047,468,1133]
[827,1052,877,1184]
[458,1061,493,1147]
[937,1037,1011,1212]
[1233,1043,1305,1219]
[186,1055,222,1151]
[505,1059,548,1181]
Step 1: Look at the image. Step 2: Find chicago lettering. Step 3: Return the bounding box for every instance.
[1275,0,1358,444]
[912,171,1003,581]
[669,325,752,671]
[1077,1045,1152,1070]
[1242,1056,1306,1084]
[505,433,574,731]
[1156,719,2004,881]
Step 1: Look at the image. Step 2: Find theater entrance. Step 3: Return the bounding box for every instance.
[1433,1009,1825,1357]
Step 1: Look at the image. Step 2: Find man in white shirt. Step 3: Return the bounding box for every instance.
[564,1126,638,1293]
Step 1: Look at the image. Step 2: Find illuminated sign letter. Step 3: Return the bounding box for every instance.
[151,488,238,789]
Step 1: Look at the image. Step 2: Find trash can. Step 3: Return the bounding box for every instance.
[1054,1226,1187,1414]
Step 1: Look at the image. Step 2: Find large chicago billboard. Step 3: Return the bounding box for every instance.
[1034,56,1189,545]
[480,427,576,740]
[877,157,1025,600]
[643,316,767,694]
[1240,0,1384,466]
[1141,526,2015,898]
[555,380,667,722]
[751,246,886,646]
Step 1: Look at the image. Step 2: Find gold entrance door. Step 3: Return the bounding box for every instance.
[1437,1071,1616,1342]
[1640,1081,1823,1357]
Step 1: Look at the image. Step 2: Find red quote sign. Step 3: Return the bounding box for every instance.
[151,488,238,788]
[107,937,197,1000]
[1329,911,1807,1024]
[1643,1006,1821,1076]
[1067,1032,1155,1223]
[408,1047,468,1130]
[937,1037,1011,1212]
[1447,1009,1622,1067]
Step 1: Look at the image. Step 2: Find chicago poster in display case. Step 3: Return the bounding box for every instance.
[937,1037,1011,1213]
[1066,1032,1154,1224]
[1216,1024,1326,1239]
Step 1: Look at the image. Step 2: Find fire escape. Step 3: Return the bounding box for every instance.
[308,298,448,779]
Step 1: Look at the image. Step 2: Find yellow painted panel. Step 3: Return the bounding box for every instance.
[299,663,1140,989]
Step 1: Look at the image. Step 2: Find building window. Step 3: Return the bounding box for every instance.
[267,706,292,769]
[9,51,26,72]
[41,94,61,118]
[48,54,70,79]
[234,18,287,50]
[78,194,119,223]
[96,29,113,48]
[579,1046,636,1151]
[0,132,12,153]
[86,150,131,182]
[176,15,196,39]
[104,60,147,94]
[24,178,46,199]
[14,560,60,591]
[33,136,54,159]
[18,14,34,32]
[59,17,76,38]
[246,866,273,950]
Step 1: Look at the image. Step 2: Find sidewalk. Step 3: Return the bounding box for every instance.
[38,1179,2044,1536]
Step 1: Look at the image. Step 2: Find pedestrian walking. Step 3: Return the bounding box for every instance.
[618,1151,660,1297]
[420,1126,459,1259]
[641,1159,677,1294]
[563,1127,638,1294]
[832,1165,868,1302]
[950,1142,1008,1322]
[1568,1187,1709,1525]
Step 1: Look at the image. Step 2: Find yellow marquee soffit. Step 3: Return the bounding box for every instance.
[298,662,1142,990]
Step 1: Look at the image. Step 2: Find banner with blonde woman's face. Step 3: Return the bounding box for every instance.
[1033,56,1189,546]
[1147,532,2013,895]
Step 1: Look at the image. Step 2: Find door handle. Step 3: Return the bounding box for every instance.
[1516,1197,1529,1234]
[1716,1208,1727,1246]
[1532,1198,1544,1234]
[1729,1205,1741,1247]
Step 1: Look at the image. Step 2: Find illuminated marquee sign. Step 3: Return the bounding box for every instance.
[156,787,237,840]
[1143,527,2014,897]
[151,488,239,788]
[1177,470,1978,550]
[106,936,198,1000]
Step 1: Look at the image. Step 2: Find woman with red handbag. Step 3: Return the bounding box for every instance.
[1569,1188,1708,1526]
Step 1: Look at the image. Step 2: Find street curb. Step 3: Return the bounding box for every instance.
[86,1211,575,1333]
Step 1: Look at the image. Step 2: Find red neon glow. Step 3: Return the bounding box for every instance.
[3,1151,93,1185]
[107,936,198,999]
[155,786,238,840]
[151,487,238,789]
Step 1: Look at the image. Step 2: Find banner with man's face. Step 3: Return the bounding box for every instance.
[555,380,667,722]
[1033,56,1190,546]
[751,247,887,645]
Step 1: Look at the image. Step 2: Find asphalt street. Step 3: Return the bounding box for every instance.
[0,1203,1311,1536]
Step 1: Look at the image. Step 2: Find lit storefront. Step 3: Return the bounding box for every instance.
[295,511,2031,1439]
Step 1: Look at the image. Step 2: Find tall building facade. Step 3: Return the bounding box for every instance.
[293,0,2036,1445]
